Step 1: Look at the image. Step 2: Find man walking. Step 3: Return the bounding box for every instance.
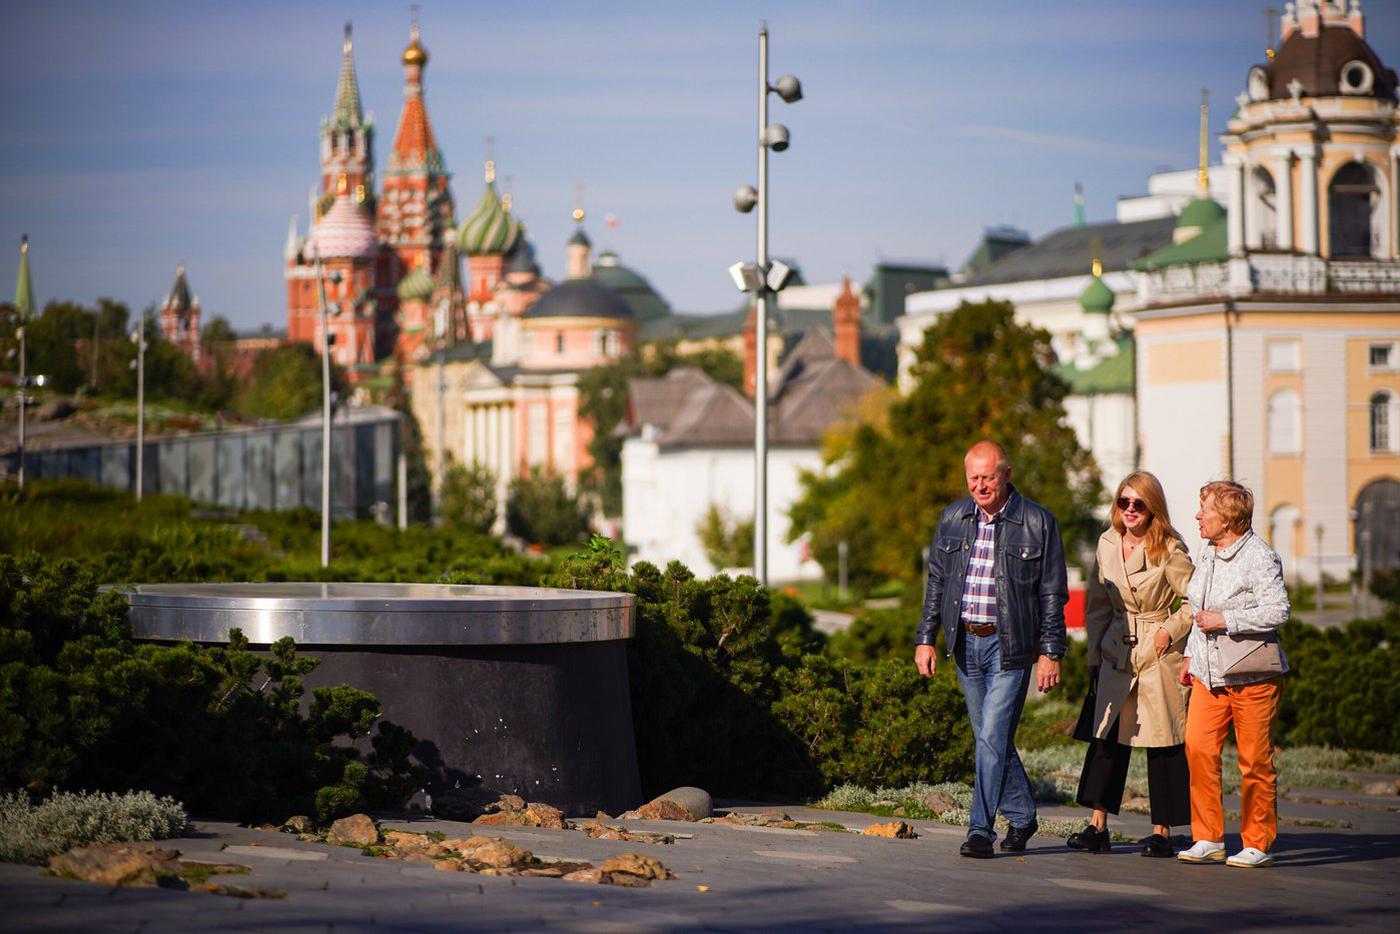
[915,440,1067,858]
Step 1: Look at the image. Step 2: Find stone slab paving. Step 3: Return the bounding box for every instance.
[2,801,1398,932]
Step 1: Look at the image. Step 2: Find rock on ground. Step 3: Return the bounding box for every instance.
[47,844,182,888]
[326,814,379,847]
[862,821,918,839]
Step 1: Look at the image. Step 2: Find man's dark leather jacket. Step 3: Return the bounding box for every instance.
[915,486,1068,670]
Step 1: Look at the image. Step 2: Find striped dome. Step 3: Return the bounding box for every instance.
[397,265,435,302]
[309,193,377,260]
[459,181,522,256]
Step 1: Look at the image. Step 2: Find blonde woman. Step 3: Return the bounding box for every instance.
[1068,472,1193,857]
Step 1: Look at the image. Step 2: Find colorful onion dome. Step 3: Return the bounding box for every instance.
[397,258,435,302]
[459,174,522,256]
[402,23,428,67]
[309,188,377,260]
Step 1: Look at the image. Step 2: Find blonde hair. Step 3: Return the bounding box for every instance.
[1111,471,1183,564]
[1199,480,1254,535]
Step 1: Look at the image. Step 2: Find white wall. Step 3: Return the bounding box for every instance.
[1062,392,1137,503]
[622,440,826,581]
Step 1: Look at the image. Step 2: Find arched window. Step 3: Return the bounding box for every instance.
[1268,389,1301,455]
[1250,166,1277,250]
[1328,162,1379,258]
[1269,503,1301,582]
[1372,391,1398,453]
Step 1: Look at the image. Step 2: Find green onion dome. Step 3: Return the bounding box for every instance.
[396,263,435,302]
[1079,272,1115,315]
[1177,197,1225,231]
[459,180,522,256]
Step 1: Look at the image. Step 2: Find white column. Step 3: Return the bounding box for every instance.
[486,402,498,477]
[1277,149,1295,251]
[461,405,472,464]
[473,405,487,466]
[1228,159,1246,256]
[1244,165,1261,250]
[1299,148,1319,255]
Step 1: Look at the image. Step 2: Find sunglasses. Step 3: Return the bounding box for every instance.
[1117,497,1148,514]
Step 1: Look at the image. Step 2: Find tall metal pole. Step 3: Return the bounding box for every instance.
[15,319,24,490]
[437,303,448,488]
[313,249,332,568]
[134,325,145,501]
[753,23,770,585]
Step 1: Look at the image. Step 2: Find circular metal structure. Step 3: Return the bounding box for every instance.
[124,582,635,646]
[124,581,642,816]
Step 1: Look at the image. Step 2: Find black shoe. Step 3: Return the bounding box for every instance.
[1001,818,1039,852]
[1139,833,1175,858]
[1066,825,1112,853]
[959,834,995,859]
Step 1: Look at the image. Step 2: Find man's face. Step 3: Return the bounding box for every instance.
[965,452,1009,512]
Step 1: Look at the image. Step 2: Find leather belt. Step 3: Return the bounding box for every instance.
[963,622,996,637]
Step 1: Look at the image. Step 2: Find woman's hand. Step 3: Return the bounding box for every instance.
[1194,609,1228,633]
[1153,628,1171,656]
[1179,656,1192,685]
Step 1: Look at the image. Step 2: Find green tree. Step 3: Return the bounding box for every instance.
[236,343,344,420]
[696,504,753,570]
[23,301,91,393]
[440,457,497,533]
[788,299,1103,588]
[505,468,590,546]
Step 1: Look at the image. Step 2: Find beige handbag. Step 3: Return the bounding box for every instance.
[1203,556,1285,679]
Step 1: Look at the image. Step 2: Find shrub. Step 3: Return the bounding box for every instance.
[1275,618,1400,753]
[0,790,189,865]
[0,554,424,823]
[439,459,498,534]
[825,606,916,663]
[696,505,753,571]
[506,468,590,547]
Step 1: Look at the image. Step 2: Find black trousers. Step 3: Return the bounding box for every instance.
[1076,720,1190,828]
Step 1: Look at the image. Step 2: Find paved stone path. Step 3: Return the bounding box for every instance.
[3,792,1397,932]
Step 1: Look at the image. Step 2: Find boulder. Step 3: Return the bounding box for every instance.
[326,814,379,847]
[635,799,696,822]
[651,787,712,820]
[383,830,432,855]
[484,794,527,813]
[600,852,674,885]
[48,843,183,887]
[563,867,605,884]
[433,858,465,872]
[1363,781,1399,797]
[35,398,76,421]
[919,791,958,815]
[861,821,918,839]
[458,836,532,870]
[474,801,569,829]
[282,816,314,835]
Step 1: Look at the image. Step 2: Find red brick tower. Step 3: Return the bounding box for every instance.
[833,275,861,366]
[160,265,201,362]
[375,17,455,292]
[319,22,374,213]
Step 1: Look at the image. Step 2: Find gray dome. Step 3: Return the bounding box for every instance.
[506,240,539,276]
[523,278,632,320]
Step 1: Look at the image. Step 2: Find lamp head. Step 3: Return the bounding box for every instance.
[728,261,764,292]
[733,184,758,213]
[762,124,790,152]
[766,259,794,292]
[772,74,803,103]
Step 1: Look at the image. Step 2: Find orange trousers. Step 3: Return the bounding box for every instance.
[1184,676,1283,852]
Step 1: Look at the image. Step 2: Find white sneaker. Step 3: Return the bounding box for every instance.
[1177,840,1226,863]
[1226,847,1274,868]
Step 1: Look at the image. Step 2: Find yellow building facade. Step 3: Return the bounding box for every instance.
[1132,0,1400,586]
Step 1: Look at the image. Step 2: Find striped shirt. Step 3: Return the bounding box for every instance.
[959,504,1003,626]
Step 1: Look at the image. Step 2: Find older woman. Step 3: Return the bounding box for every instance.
[1177,480,1289,869]
[1068,471,1194,857]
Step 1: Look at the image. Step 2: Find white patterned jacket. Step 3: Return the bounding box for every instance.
[1184,531,1291,689]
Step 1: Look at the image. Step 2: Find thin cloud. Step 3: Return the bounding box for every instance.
[950,124,1178,163]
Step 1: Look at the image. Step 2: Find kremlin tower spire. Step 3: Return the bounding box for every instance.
[320,21,374,216]
[376,9,455,280]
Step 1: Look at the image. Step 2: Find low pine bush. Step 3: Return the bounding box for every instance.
[0,790,189,865]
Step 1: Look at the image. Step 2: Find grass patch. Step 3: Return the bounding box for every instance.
[179,863,250,886]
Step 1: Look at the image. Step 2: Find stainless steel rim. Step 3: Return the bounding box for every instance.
[120,582,636,646]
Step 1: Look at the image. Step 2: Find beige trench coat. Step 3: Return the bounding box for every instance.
[1084,528,1195,747]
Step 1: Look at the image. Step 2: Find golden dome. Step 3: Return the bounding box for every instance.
[402,24,428,66]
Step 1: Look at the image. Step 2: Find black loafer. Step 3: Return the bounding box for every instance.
[1139,833,1174,858]
[1066,825,1112,853]
[959,834,995,859]
[1001,818,1038,852]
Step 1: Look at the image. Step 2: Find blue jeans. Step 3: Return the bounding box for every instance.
[955,629,1036,841]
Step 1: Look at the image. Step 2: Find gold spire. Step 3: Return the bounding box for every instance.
[1090,235,1103,277]
[572,181,585,224]
[1091,257,1103,278]
[485,161,495,183]
[1197,87,1210,198]
[1263,6,1277,59]
[20,234,27,255]
[402,6,427,66]
[343,20,352,55]
[483,135,496,183]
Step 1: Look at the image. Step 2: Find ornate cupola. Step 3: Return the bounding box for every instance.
[460,160,522,257]
[319,22,374,217]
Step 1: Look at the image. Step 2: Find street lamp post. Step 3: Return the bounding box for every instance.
[312,247,341,569]
[730,22,801,586]
[14,234,32,489]
[436,299,448,496]
[131,324,146,501]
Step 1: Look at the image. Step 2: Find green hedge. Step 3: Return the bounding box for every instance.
[1275,617,1400,753]
[0,554,423,823]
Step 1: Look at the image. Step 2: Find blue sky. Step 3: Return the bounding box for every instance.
[4,1,1397,330]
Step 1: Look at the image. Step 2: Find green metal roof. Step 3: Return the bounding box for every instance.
[14,236,34,318]
[1133,213,1228,271]
[1054,334,1134,395]
[1177,197,1225,230]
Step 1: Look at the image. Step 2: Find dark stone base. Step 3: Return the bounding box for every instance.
[300,640,642,817]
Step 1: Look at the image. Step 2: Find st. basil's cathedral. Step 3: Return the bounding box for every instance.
[282,20,598,381]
